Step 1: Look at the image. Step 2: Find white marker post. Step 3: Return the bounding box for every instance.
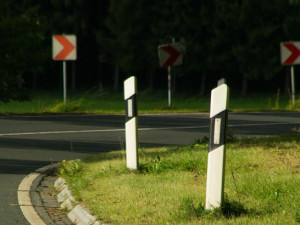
[205,83,229,210]
[124,76,138,170]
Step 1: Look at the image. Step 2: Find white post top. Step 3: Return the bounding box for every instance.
[124,76,137,100]
[210,84,229,117]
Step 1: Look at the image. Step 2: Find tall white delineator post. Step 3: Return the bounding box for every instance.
[205,83,229,210]
[124,76,138,170]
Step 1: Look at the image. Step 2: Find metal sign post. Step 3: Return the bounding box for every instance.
[205,83,229,210]
[168,66,172,108]
[291,66,295,105]
[124,76,138,170]
[63,61,67,104]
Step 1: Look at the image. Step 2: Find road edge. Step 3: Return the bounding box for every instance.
[18,164,58,225]
[18,163,102,225]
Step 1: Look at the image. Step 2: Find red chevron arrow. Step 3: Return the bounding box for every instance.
[283,43,300,65]
[54,36,75,60]
[161,45,181,67]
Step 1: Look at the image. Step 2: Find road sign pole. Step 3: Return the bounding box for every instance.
[168,38,175,108]
[205,84,229,211]
[63,61,67,104]
[291,66,295,105]
[168,66,172,108]
[124,76,138,170]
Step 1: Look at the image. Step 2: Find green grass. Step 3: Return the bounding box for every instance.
[0,90,298,114]
[58,133,300,225]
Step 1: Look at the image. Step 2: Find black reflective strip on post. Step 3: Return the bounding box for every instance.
[209,110,227,152]
[125,94,137,122]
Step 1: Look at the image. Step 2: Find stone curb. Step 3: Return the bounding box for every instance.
[20,163,107,225]
[54,177,102,225]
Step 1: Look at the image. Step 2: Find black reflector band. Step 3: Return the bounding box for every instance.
[125,94,137,122]
[209,110,227,152]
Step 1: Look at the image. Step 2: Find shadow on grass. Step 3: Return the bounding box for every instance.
[181,196,249,221]
[219,198,249,218]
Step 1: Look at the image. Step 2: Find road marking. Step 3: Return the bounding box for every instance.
[0,129,124,136]
[0,122,299,137]
[229,122,300,127]
[18,164,57,225]
[18,173,46,225]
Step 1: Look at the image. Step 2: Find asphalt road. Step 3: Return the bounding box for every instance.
[1,112,300,224]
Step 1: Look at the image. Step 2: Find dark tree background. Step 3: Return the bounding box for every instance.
[1,0,300,101]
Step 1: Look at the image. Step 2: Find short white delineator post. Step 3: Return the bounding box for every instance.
[205,84,229,210]
[124,76,138,170]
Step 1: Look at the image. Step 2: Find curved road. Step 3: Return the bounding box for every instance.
[1,112,300,224]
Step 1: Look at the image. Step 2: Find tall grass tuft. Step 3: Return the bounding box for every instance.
[49,100,83,113]
[181,197,207,220]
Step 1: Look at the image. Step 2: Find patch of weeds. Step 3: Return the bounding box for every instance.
[147,155,163,173]
[227,127,237,143]
[49,100,83,113]
[57,160,82,176]
[139,155,171,174]
[180,197,208,220]
[291,127,300,133]
[274,89,280,110]
[96,164,129,178]
[139,152,203,174]
[286,97,300,110]
[194,136,209,146]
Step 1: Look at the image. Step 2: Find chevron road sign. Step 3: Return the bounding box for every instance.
[52,35,77,61]
[158,42,185,108]
[158,42,184,68]
[280,42,300,65]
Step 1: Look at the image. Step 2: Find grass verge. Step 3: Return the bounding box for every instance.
[58,133,300,225]
[0,90,298,114]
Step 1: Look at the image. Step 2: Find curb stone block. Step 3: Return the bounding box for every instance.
[57,186,73,203]
[60,195,76,211]
[68,205,97,225]
[54,177,67,192]
[54,175,100,224]
[93,221,102,225]
[56,184,68,196]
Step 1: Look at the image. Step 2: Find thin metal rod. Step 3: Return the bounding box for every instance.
[63,61,67,104]
[291,66,295,105]
[167,37,175,109]
[168,66,171,108]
